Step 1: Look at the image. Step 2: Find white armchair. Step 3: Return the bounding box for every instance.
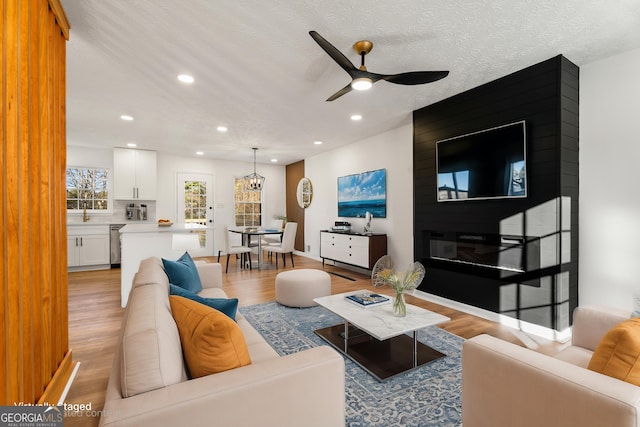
[462,305,640,427]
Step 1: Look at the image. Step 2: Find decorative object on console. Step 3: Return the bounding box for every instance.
[338,168,386,218]
[296,177,313,208]
[331,221,351,232]
[244,147,265,191]
[372,255,426,317]
[364,211,372,233]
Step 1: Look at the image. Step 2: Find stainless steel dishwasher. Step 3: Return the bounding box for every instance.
[110,224,125,266]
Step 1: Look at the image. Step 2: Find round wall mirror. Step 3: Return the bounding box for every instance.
[296,177,313,208]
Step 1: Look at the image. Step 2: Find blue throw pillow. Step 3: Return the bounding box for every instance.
[162,252,203,293]
[169,284,239,321]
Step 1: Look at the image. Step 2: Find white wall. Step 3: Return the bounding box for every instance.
[304,124,414,266]
[155,152,286,253]
[67,146,114,169]
[580,47,640,311]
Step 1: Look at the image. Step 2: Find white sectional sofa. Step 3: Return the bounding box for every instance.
[99,257,345,427]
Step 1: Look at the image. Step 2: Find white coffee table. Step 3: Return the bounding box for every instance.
[314,290,450,381]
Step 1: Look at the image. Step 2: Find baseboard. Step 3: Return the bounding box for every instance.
[38,350,77,405]
[411,289,572,343]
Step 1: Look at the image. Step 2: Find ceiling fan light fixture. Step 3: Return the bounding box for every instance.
[351,77,373,91]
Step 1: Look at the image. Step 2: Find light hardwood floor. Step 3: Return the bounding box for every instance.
[65,254,563,426]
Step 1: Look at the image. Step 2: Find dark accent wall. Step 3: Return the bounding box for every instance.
[413,55,579,331]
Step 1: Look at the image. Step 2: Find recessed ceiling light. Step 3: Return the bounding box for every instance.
[196,151,204,156]
[314,140,323,145]
[271,158,278,163]
[177,74,194,83]
[217,126,228,133]
[350,114,362,121]
[120,115,134,121]
[127,143,137,148]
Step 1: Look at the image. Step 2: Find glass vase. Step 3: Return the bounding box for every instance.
[393,290,407,317]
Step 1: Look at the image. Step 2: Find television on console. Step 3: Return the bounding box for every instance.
[436,121,527,202]
[337,168,386,218]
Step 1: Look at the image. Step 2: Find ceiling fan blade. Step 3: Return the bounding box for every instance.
[309,31,357,77]
[374,70,449,85]
[326,83,355,102]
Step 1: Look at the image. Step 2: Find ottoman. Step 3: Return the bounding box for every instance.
[275,269,331,307]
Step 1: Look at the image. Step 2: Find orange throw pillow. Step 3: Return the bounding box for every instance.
[587,317,640,386]
[169,295,251,378]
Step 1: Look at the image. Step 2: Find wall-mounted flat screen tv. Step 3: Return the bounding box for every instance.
[436,120,527,202]
[337,168,386,218]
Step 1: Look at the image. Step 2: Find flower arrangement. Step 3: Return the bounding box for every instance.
[371,255,426,317]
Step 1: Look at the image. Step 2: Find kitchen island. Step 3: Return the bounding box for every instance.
[119,223,209,307]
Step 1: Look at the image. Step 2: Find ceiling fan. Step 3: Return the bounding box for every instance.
[309,30,449,102]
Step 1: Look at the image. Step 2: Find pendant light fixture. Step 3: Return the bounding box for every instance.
[244,147,265,191]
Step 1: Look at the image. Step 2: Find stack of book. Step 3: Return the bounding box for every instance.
[345,293,390,308]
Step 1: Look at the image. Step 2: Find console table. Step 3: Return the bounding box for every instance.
[320,230,387,270]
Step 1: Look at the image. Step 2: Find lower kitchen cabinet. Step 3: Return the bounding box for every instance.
[68,225,110,270]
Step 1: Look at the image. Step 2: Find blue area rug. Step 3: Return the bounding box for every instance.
[240,302,463,426]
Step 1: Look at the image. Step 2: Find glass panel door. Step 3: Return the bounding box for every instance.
[177,173,214,257]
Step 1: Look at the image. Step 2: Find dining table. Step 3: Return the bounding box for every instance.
[229,227,283,269]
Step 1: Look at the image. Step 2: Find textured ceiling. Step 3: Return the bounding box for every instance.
[61,0,640,165]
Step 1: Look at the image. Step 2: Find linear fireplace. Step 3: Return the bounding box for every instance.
[424,231,540,283]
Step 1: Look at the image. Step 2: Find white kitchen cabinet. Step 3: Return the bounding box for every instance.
[68,225,110,270]
[320,230,387,270]
[113,148,157,200]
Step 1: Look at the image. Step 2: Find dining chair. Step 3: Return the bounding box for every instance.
[261,219,284,246]
[217,225,253,273]
[264,222,297,268]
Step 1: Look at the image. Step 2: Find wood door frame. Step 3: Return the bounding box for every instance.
[286,161,305,252]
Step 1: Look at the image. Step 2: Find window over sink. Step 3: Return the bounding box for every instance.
[66,166,110,211]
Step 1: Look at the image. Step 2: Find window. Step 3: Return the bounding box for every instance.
[183,180,207,225]
[66,167,109,211]
[437,170,469,200]
[234,178,262,226]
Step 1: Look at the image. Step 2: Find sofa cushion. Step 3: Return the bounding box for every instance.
[162,252,203,293]
[120,278,187,398]
[587,317,640,386]
[169,284,238,320]
[170,295,251,378]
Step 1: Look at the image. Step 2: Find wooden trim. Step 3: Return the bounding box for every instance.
[47,0,69,40]
[37,351,74,405]
[285,161,305,251]
[1,0,69,405]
